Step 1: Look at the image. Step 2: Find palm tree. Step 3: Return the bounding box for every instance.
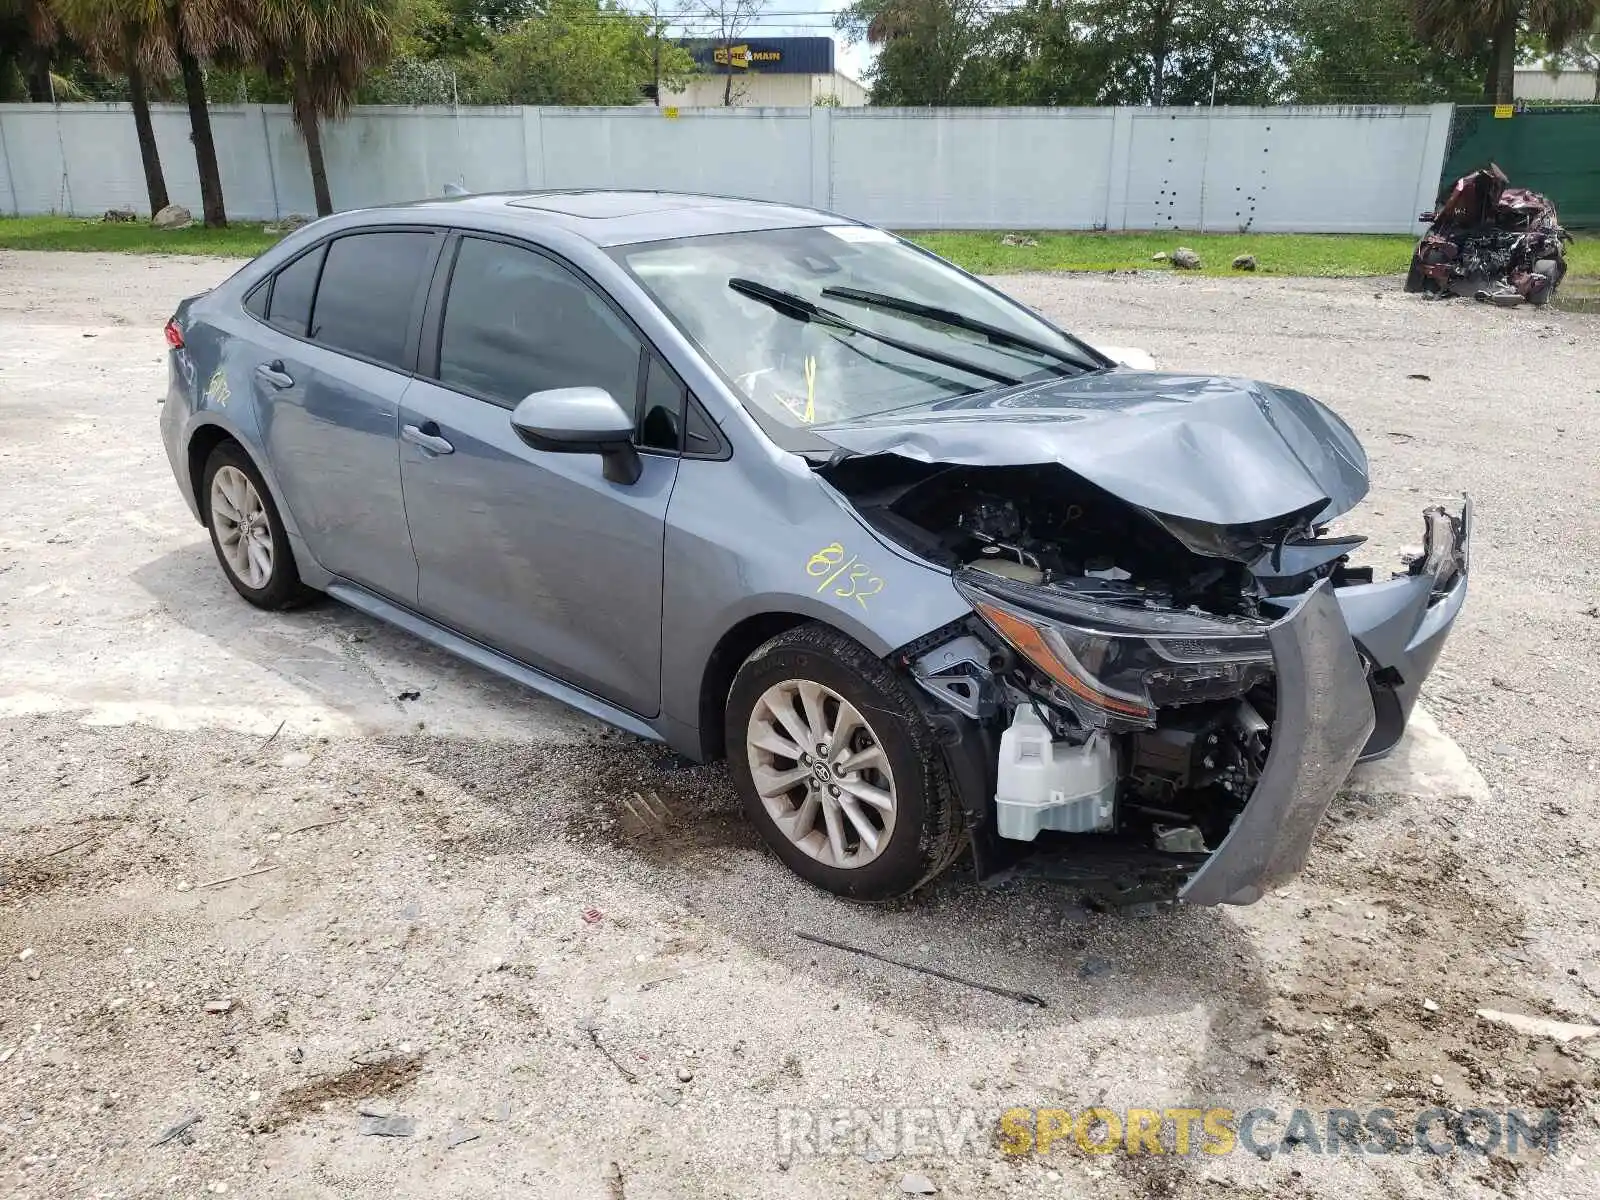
[168,0,254,227]
[55,0,175,213]
[1413,0,1599,103]
[251,0,397,217]
[0,0,61,100]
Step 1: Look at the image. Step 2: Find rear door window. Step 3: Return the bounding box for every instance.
[265,245,323,337]
[436,236,642,411]
[244,280,268,320]
[308,232,436,370]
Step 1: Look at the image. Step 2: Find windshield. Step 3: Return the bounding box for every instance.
[610,225,1101,432]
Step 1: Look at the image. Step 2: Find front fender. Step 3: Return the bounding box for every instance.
[659,455,972,732]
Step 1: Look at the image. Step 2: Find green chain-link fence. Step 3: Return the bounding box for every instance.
[1440,105,1600,230]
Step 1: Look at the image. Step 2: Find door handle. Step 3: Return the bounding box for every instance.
[402,422,454,455]
[255,360,294,389]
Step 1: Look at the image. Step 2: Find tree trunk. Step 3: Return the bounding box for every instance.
[292,73,333,217]
[173,26,226,227]
[26,47,52,102]
[125,29,170,215]
[1484,4,1519,103]
[1150,0,1172,106]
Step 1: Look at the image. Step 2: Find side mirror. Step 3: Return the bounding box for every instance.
[510,387,641,485]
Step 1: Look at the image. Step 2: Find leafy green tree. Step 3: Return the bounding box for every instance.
[1413,0,1599,102]
[468,0,692,105]
[1052,0,1293,106]
[836,0,999,105]
[0,0,66,100]
[842,0,1295,107]
[356,52,462,102]
[638,0,684,105]
[981,0,1099,106]
[406,0,536,57]
[251,0,399,216]
[1286,0,1485,103]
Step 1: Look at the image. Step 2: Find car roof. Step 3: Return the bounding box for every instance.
[379,189,849,247]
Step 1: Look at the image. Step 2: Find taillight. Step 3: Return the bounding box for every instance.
[164,318,184,349]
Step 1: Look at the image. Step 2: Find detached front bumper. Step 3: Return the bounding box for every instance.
[1336,498,1472,759]
[1179,579,1373,905]
[1182,499,1469,904]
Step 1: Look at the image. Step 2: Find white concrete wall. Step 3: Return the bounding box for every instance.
[0,102,1454,233]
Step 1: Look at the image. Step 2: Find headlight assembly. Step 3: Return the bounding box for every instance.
[955,571,1274,730]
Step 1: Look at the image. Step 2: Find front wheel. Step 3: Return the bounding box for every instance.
[725,623,964,901]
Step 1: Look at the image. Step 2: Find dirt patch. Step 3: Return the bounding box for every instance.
[0,849,78,900]
[394,731,755,868]
[262,1053,424,1131]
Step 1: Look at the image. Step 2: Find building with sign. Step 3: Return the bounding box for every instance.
[666,36,867,107]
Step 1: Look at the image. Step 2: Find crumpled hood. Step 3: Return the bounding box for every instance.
[811,370,1370,528]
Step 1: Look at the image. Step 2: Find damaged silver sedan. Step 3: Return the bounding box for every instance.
[160,191,1469,908]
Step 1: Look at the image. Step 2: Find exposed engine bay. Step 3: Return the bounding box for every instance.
[823,454,1462,900]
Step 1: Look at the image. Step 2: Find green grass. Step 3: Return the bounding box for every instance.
[1,215,1595,291]
[908,230,1399,276]
[908,229,1600,285]
[0,215,278,256]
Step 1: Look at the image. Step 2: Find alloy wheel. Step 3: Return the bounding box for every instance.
[209,465,274,590]
[746,678,898,869]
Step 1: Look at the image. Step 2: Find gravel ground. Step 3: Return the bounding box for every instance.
[2,251,1599,1200]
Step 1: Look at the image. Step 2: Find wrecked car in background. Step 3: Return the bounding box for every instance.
[160,191,1470,913]
[1406,163,1569,305]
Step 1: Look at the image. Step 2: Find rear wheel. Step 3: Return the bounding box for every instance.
[201,442,310,610]
[725,623,964,901]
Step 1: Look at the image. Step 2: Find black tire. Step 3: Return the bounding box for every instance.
[725,623,965,901]
[200,441,312,610]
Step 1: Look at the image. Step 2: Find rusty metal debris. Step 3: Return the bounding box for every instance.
[1405,163,1569,307]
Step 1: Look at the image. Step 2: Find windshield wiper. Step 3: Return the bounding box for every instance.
[820,285,1101,373]
[727,277,1021,387]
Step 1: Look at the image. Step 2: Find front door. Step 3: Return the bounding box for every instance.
[398,235,677,717]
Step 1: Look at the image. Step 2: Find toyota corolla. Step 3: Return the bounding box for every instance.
[160,190,1469,907]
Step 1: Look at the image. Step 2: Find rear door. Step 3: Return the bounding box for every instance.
[248,229,441,605]
[398,234,679,717]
